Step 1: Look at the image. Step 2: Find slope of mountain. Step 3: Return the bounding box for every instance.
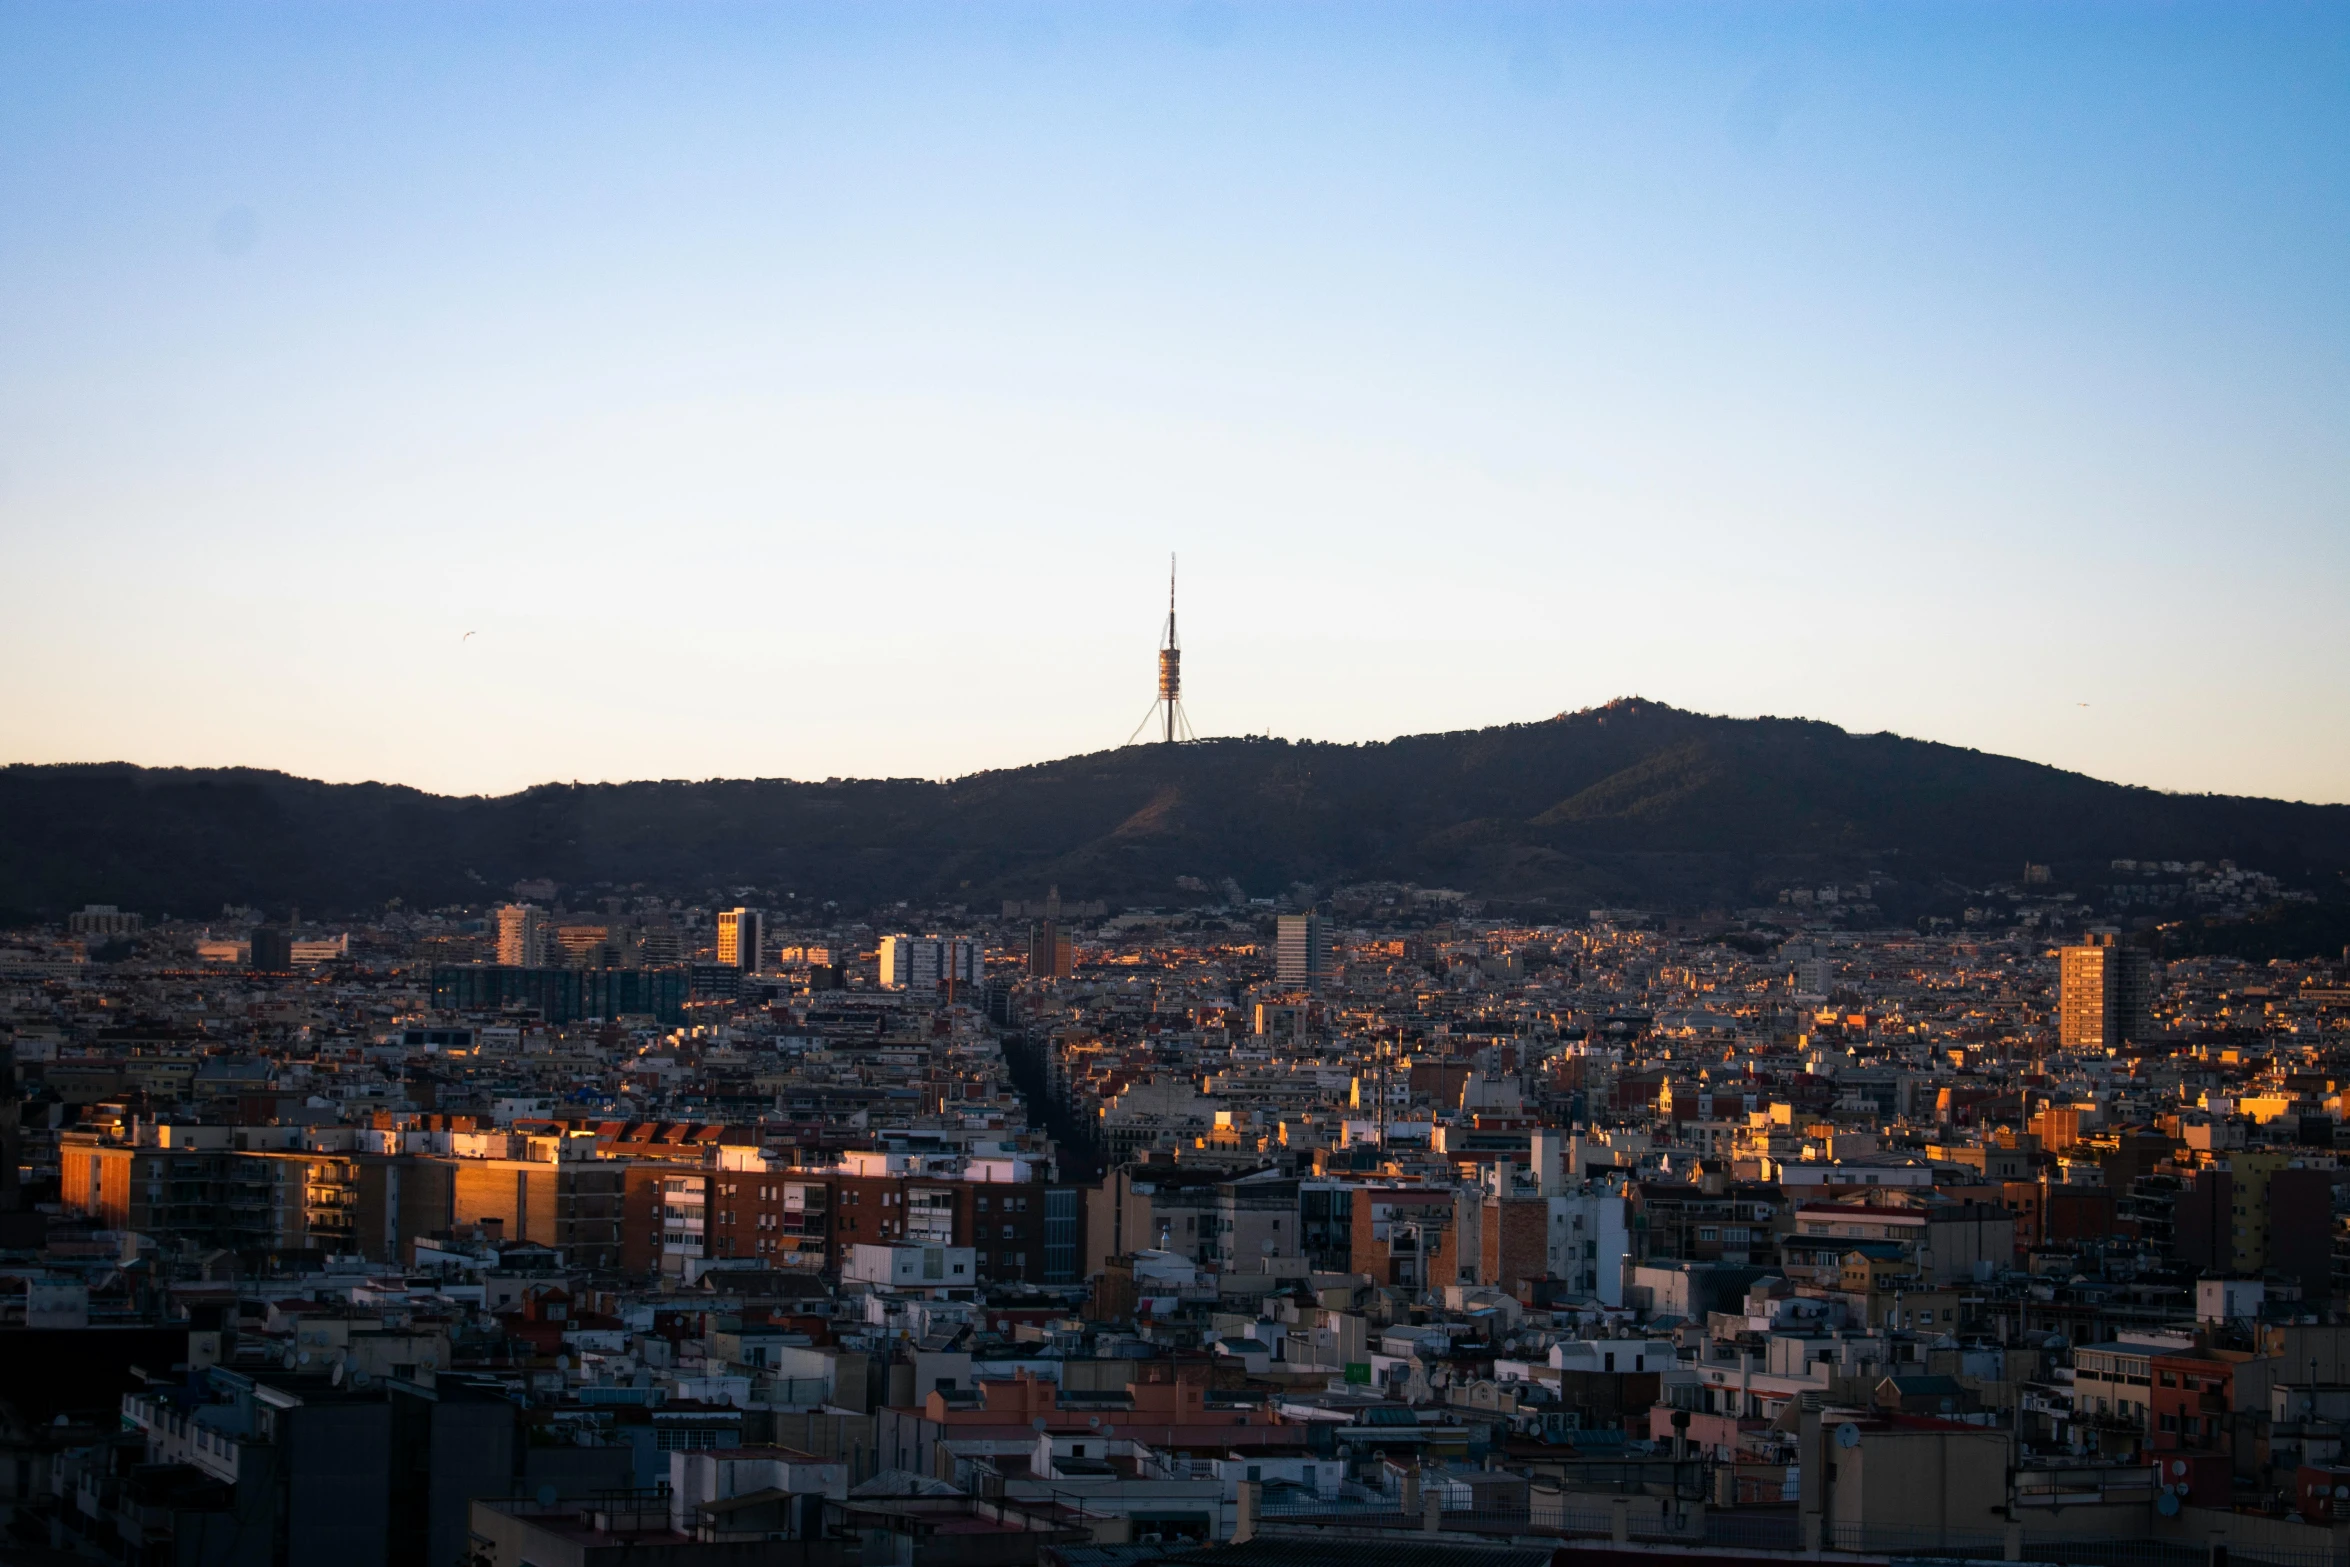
[4,700,2346,921]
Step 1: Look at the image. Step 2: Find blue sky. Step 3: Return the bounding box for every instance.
[2,3,2345,800]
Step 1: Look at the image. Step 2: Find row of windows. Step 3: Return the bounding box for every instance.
[653,1427,735,1450]
[2156,1371,2221,1392]
[710,1183,1040,1212]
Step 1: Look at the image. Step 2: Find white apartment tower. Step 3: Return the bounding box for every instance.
[1275,913,1332,991]
[495,904,547,967]
[879,935,982,994]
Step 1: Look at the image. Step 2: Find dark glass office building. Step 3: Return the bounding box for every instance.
[428,966,689,1024]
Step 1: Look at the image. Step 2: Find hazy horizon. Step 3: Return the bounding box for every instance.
[4,4,2346,801]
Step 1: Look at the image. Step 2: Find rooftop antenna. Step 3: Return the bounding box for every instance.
[1126,554,1195,746]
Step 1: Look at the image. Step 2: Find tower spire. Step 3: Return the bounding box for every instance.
[1126,555,1194,746]
[1161,554,1179,744]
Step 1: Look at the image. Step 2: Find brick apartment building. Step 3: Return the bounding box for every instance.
[1352,1186,1462,1290]
[635,1150,1068,1284]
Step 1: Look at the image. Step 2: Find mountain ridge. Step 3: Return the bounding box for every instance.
[5,700,2346,922]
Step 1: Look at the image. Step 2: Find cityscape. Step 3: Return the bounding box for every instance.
[5,5,2349,1567]
[5,830,2350,1567]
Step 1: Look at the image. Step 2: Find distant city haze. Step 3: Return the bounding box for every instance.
[2,4,2345,801]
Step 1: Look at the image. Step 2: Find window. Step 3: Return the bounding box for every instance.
[1698,1228,1718,1242]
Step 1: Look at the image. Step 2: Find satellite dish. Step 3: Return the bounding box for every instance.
[330,1362,345,1386]
[351,1370,371,1389]
[2171,1460,2188,1478]
[1834,1422,1860,1450]
[555,1354,570,1370]
[297,1351,312,1365]
[2156,1493,2181,1517]
[536,1485,559,1507]
[1033,1417,1047,1433]
[1089,1415,1102,1429]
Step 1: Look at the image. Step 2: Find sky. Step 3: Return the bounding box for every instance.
[2,3,2346,803]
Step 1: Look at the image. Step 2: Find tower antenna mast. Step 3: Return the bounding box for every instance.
[1125,553,1195,746]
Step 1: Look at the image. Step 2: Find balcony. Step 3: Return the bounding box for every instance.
[2079,1407,2148,1432]
[2014,1466,2157,1508]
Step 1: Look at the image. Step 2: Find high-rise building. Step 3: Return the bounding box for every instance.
[495,903,547,967]
[1276,913,1332,991]
[879,936,982,993]
[1027,885,1073,980]
[2059,929,2154,1050]
[249,926,294,972]
[1027,923,1073,980]
[879,934,934,992]
[552,923,615,968]
[716,908,764,973]
[636,918,683,965]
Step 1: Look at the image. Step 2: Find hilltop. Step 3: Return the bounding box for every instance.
[5,700,2347,923]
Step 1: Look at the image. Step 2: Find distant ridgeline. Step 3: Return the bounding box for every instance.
[4,701,2348,935]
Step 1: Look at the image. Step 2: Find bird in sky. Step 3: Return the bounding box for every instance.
[462,631,476,641]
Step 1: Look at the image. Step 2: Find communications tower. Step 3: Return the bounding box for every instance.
[1126,555,1194,745]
